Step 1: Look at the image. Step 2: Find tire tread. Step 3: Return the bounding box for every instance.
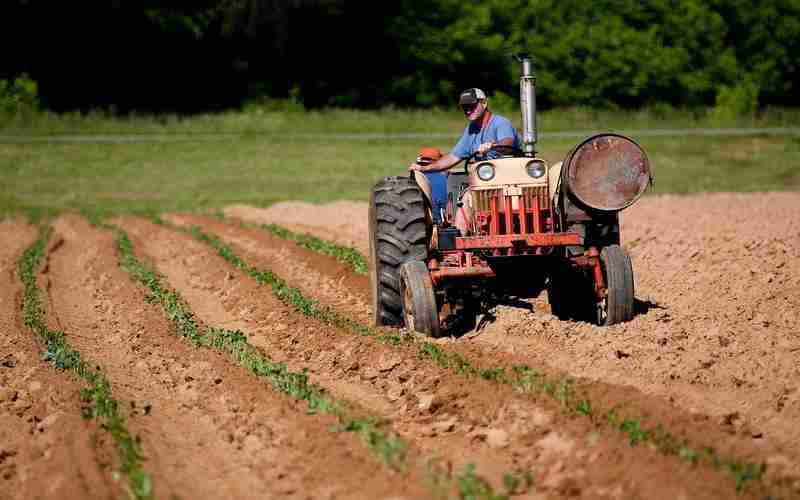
[369,176,429,326]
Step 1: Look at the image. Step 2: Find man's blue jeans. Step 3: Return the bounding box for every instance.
[424,172,448,224]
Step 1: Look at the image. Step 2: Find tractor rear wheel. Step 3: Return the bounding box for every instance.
[596,245,634,325]
[369,176,429,327]
[399,261,441,337]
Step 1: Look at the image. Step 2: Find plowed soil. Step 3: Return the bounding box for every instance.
[0,220,120,500]
[43,215,423,500]
[164,213,749,498]
[2,191,798,498]
[224,193,800,478]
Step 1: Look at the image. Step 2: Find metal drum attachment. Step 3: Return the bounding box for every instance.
[563,134,651,212]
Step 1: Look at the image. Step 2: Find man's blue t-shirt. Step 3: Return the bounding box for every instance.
[451,114,521,160]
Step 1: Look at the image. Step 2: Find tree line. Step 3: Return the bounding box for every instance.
[1,0,797,112]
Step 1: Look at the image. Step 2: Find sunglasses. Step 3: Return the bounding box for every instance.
[461,103,479,114]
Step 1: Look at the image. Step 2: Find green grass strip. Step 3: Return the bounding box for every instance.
[117,220,530,498]
[259,223,368,275]
[18,226,152,500]
[184,224,768,494]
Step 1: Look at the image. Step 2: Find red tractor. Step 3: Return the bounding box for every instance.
[369,56,652,337]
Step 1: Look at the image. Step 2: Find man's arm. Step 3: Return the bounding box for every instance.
[409,153,462,173]
[477,136,514,155]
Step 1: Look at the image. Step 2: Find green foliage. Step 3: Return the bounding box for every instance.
[488,91,517,117]
[709,78,760,124]
[6,1,798,110]
[241,86,305,114]
[425,460,534,500]
[456,463,508,500]
[0,74,39,115]
[713,0,800,105]
[334,418,408,470]
[18,226,152,500]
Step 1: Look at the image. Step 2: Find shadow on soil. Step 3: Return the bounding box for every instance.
[634,298,666,315]
[444,296,666,338]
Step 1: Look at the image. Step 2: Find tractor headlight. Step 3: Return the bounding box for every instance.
[476,163,495,181]
[526,160,546,179]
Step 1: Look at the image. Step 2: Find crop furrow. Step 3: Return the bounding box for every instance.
[18,225,152,500]
[108,218,529,499]
[259,222,368,275]
[243,220,788,491]
[154,213,776,499]
[1,221,120,499]
[170,213,794,498]
[114,224,409,469]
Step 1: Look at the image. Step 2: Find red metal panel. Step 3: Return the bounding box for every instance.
[490,196,499,235]
[533,195,541,233]
[431,267,496,284]
[504,196,513,236]
[519,195,527,234]
[455,233,583,249]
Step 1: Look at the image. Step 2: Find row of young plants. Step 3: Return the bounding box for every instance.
[109,220,529,499]
[188,219,770,495]
[258,222,369,275]
[18,226,152,500]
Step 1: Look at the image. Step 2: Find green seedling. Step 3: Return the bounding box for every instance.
[180,222,769,494]
[110,224,415,472]
[260,223,369,275]
[18,226,152,500]
[255,225,776,494]
[115,220,525,495]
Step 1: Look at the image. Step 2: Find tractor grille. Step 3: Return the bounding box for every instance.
[472,189,502,212]
[472,186,550,212]
[523,186,551,211]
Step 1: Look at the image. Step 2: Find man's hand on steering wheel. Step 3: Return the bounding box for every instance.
[467,142,515,163]
[477,141,495,155]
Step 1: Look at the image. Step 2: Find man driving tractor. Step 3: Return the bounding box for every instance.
[371,56,651,336]
[410,88,522,175]
[409,88,521,225]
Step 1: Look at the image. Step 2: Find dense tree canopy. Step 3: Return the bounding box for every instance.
[1,0,797,112]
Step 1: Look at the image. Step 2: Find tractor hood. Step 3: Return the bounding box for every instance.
[467,157,549,188]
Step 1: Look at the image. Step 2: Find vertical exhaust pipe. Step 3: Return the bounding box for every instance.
[517,54,537,156]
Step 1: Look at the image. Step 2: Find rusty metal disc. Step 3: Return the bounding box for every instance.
[563,134,651,212]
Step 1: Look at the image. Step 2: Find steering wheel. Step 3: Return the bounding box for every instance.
[464,144,517,170]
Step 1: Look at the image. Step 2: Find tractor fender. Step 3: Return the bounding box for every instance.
[412,171,435,219]
[548,160,563,204]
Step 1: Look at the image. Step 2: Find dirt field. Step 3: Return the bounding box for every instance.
[225,193,800,484]
[2,191,799,498]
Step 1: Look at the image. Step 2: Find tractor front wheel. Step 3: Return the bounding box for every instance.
[399,261,441,337]
[596,245,634,325]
